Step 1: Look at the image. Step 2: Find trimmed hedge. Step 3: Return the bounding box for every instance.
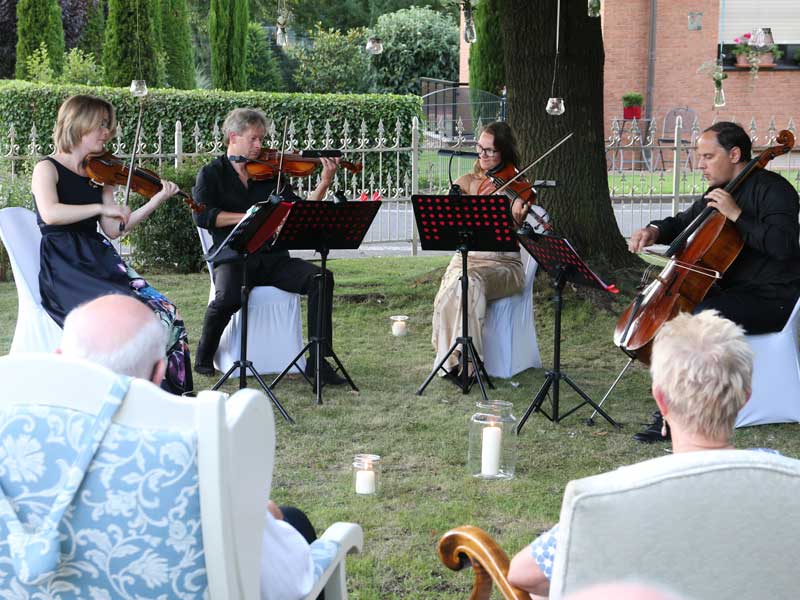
[0,80,422,150]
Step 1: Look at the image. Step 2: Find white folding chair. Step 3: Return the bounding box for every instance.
[483,252,542,378]
[197,227,305,374]
[736,296,800,427]
[0,207,62,353]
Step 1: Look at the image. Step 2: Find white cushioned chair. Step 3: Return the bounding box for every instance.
[483,251,541,378]
[197,227,305,374]
[439,450,800,600]
[549,450,800,599]
[0,207,62,353]
[0,353,363,598]
[736,296,800,427]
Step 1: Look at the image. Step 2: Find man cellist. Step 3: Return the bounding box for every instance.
[628,121,800,442]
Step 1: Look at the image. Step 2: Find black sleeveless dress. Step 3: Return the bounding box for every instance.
[37,157,193,394]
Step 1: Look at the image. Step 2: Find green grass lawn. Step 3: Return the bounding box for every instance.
[2,257,799,598]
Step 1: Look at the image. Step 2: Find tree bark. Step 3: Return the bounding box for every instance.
[499,0,630,264]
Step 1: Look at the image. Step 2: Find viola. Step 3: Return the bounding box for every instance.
[236,150,363,180]
[85,151,205,213]
[614,129,795,363]
[483,162,552,234]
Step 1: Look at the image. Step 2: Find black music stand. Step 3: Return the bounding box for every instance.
[270,200,381,404]
[515,230,622,433]
[412,194,518,401]
[205,200,295,423]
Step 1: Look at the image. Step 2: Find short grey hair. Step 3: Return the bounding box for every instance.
[650,310,753,440]
[222,107,268,144]
[61,303,167,380]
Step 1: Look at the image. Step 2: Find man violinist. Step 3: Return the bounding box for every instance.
[628,121,800,442]
[192,107,347,385]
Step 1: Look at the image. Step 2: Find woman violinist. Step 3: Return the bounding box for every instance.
[32,94,193,394]
[627,121,800,442]
[431,121,535,377]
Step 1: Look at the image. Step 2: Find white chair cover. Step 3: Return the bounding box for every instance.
[197,227,305,374]
[0,207,62,353]
[736,297,800,427]
[549,450,800,600]
[483,251,542,378]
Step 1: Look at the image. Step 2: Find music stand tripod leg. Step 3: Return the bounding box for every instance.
[516,374,555,434]
[416,339,461,395]
[560,373,620,429]
[210,254,294,424]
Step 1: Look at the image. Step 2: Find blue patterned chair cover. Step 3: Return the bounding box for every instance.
[0,375,208,598]
[309,539,341,583]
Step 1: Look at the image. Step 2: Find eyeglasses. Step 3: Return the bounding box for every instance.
[475,144,498,157]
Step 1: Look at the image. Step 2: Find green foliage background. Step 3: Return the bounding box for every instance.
[103,0,163,87]
[15,0,65,80]
[289,26,375,94]
[161,0,195,89]
[369,6,459,95]
[245,23,285,92]
[77,0,105,64]
[468,0,505,96]
[209,0,249,90]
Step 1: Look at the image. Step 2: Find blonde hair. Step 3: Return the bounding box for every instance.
[650,310,753,441]
[53,95,116,153]
[222,107,268,145]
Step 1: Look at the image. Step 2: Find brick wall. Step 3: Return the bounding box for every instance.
[603,0,799,141]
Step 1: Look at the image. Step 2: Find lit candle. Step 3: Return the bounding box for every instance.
[391,316,408,336]
[355,463,376,494]
[481,423,502,476]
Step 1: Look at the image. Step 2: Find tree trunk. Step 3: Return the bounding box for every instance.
[499,0,630,264]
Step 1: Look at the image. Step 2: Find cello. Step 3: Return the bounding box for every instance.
[614,129,795,363]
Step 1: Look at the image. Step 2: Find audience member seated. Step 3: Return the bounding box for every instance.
[507,310,763,596]
[59,294,324,600]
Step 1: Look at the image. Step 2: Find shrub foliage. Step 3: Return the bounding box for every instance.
[103,0,163,87]
[209,0,248,91]
[15,0,65,80]
[289,25,374,94]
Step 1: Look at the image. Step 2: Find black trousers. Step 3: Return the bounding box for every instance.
[196,253,334,363]
[693,286,799,334]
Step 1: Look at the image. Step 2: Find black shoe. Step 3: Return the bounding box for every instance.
[305,358,347,386]
[633,410,671,443]
[194,360,215,376]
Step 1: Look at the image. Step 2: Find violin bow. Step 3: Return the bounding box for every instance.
[274,117,289,198]
[120,82,148,232]
[495,132,574,194]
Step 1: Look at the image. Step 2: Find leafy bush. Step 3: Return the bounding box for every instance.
[369,6,458,95]
[25,43,56,84]
[60,48,104,86]
[289,25,374,94]
[469,0,505,95]
[127,161,207,273]
[104,0,163,87]
[15,0,65,80]
[161,0,195,89]
[246,22,284,92]
[209,0,248,90]
[77,0,105,64]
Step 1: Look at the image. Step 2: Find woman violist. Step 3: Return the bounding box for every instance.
[430,121,534,377]
[32,94,193,394]
[627,121,800,442]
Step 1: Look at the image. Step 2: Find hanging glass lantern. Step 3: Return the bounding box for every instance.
[587,0,601,18]
[462,1,477,44]
[546,97,566,116]
[365,36,384,55]
[468,401,517,480]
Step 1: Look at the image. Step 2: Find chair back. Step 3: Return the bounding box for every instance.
[549,450,800,600]
[661,106,698,140]
[0,353,273,599]
[0,207,45,307]
[197,226,217,299]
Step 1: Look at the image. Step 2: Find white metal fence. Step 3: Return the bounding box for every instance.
[2,114,799,253]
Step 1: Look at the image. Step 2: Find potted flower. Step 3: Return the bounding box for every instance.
[732,31,782,75]
[622,92,644,120]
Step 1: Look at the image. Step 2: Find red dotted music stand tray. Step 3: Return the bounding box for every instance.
[516,231,621,433]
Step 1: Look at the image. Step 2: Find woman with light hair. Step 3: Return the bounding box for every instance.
[507,310,760,597]
[32,94,192,394]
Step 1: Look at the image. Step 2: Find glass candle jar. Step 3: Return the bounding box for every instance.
[353,454,381,495]
[390,315,409,336]
[468,401,517,480]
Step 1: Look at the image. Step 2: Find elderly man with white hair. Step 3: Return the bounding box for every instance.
[507,310,766,597]
[58,294,325,600]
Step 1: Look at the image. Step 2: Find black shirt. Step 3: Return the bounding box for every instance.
[192,154,300,263]
[650,168,800,298]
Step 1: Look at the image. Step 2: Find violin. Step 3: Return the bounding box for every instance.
[84,151,205,213]
[235,150,363,180]
[484,162,552,234]
[614,129,795,363]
